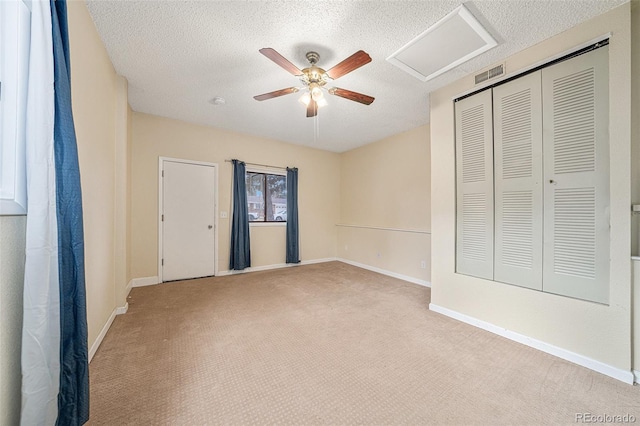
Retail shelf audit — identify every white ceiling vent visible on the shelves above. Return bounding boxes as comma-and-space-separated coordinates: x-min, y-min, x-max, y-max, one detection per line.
475, 63, 505, 85
387, 5, 498, 82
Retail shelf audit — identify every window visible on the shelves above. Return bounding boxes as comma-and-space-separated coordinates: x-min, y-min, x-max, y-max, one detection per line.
0, 0, 30, 215
455, 44, 609, 304
246, 172, 287, 222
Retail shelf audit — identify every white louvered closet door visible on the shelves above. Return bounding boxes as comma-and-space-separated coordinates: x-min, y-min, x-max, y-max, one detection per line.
542, 46, 609, 304
493, 72, 543, 290
455, 89, 494, 280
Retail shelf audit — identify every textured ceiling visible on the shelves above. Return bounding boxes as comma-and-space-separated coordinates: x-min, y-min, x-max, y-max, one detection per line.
86, 0, 626, 152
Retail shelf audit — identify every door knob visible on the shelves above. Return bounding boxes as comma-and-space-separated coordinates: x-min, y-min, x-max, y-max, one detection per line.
208, 225, 213, 229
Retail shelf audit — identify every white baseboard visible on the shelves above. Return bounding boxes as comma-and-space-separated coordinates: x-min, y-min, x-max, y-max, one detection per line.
89, 302, 129, 363
337, 258, 431, 288
131, 276, 159, 287
634, 370, 639, 384
217, 258, 431, 289
429, 303, 635, 385
89, 308, 116, 363
300, 257, 339, 266
217, 257, 338, 276
115, 302, 128, 315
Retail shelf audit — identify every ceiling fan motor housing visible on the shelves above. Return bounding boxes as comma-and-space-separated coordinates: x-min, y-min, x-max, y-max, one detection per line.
299, 52, 330, 87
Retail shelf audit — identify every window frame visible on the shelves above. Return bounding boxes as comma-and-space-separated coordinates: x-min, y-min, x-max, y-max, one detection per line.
0, 0, 30, 215
245, 167, 287, 225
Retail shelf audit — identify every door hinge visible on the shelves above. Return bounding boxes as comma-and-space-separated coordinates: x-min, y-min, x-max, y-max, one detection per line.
161, 214, 164, 221
162, 170, 164, 177
161, 259, 164, 266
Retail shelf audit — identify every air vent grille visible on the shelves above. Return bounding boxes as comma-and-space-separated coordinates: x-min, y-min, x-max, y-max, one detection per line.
475, 64, 505, 85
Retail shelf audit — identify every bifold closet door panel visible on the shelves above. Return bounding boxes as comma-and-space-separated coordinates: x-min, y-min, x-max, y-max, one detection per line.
455, 89, 494, 280
542, 46, 610, 304
493, 71, 543, 290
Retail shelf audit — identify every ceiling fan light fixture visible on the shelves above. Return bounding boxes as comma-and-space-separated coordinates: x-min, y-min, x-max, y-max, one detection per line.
299, 92, 311, 106
310, 84, 324, 101
316, 97, 328, 108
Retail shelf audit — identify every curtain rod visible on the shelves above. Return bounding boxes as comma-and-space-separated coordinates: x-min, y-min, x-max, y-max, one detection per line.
224, 159, 288, 171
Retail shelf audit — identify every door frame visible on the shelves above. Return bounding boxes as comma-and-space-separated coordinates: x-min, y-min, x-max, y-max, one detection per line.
158, 156, 219, 283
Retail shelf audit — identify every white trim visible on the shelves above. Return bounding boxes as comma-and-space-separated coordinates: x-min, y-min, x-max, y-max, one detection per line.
633, 370, 639, 384
89, 302, 129, 363
246, 165, 286, 176
453, 32, 611, 100
0, 0, 29, 215
336, 223, 431, 235
158, 157, 219, 283
217, 257, 338, 276
337, 258, 431, 288
125, 278, 133, 297
218, 258, 431, 288
429, 303, 635, 384
249, 221, 287, 228
131, 276, 159, 287
89, 308, 116, 363
115, 302, 128, 315
298, 258, 336, 265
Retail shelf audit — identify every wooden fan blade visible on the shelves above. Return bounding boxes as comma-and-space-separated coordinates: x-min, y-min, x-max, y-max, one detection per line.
329, 87, 375, 105
254, 87, 299, 101
259, 48, 302, 76
326, 50, 372, 80
306, 99, 318, 118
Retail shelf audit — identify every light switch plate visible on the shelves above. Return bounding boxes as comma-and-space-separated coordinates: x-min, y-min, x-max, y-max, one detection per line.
220, 211, 228, 218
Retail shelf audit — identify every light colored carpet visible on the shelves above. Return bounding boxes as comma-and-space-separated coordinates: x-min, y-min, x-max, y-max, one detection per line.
88, 262, 640, 425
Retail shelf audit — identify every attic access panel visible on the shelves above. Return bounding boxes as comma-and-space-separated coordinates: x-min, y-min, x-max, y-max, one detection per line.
387, 5, 497, 82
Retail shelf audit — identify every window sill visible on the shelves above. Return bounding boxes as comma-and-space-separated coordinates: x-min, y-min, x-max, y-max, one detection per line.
249, 222, 286, 227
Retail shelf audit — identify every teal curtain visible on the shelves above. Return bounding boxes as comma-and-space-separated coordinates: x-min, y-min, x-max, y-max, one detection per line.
286, 167, 300, 264
51, 1, 90, 424
230, 160, 251, 270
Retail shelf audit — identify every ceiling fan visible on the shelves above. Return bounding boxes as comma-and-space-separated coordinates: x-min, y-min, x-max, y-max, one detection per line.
254, 48, 375, 118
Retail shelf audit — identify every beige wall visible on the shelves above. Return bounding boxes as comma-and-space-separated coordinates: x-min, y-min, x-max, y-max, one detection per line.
430, 4, 632, 371
130, 113, 340, 279
632, 0, 639, 373
632, 0, 640, 257
68, 1, 129, 350
338, 125, 431, 283
127, 104, 134, 285
0, 216, 26, 425
114, 77, 130, 307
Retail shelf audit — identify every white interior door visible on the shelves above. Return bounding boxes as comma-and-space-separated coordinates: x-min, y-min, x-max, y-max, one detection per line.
162, 160, 216, 281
